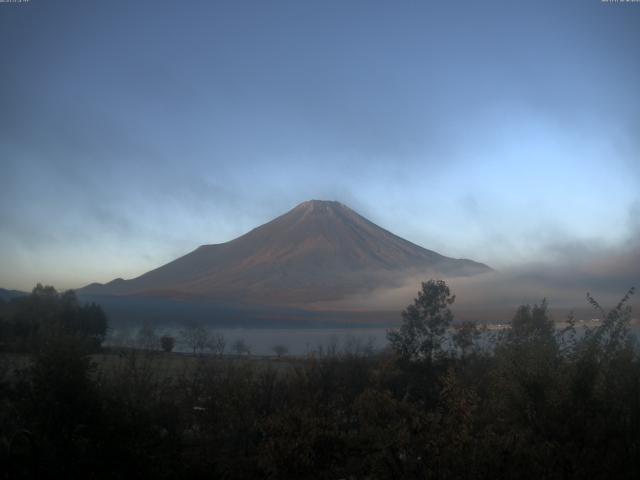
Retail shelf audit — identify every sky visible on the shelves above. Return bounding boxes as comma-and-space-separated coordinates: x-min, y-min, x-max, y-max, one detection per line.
1, 0, 639, 294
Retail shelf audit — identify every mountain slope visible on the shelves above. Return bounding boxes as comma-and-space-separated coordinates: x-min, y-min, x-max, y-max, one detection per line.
81, 200, 491, 304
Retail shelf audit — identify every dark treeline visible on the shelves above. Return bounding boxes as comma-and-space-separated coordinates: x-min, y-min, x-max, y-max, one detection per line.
1, 281, 639, 479
0, 284, 107, 352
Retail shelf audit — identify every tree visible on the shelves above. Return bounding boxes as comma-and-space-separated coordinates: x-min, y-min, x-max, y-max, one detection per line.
387, 279, 455, 362
582, 287, 635, 361
180, 323, 210, 356
452, 320, 480, 358
509, 299, 553, 342
79, 302, 108, 348
160, 335, 175, 353
4, 285, 108, 351
136, 323, 158, 350
24, 334, 100, 473
272, 344, 288, 359
232, 338, 250, 356
208, 332, 226, 357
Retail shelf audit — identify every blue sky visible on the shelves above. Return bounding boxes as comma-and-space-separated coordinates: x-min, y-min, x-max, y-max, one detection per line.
1, 0, 639, 291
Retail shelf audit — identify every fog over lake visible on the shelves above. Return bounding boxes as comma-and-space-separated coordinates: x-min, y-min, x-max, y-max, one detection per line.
108, 322, 640, 357
107, 327, 389, 356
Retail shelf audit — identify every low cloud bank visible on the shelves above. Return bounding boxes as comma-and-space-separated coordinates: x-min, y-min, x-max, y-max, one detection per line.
318, 238, 640, 323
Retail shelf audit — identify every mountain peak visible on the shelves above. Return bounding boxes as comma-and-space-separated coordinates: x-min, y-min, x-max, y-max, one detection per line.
294, 199, 348, 213
288, 200, 352, 222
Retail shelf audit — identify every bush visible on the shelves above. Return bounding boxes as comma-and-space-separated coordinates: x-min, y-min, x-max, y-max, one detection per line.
160, 335, 176, 353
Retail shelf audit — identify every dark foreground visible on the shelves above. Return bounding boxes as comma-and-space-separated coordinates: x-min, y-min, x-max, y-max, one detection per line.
1, 284, 639, 479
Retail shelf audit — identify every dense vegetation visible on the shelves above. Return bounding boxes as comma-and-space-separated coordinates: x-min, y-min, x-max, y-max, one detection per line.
0, 281, 638, 479
0, 284, 107, 352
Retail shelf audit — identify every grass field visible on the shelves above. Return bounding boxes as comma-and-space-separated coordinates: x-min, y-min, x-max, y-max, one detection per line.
1, 348, 305, 385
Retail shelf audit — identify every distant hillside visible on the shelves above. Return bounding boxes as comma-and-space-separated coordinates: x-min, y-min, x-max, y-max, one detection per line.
81, 200, 491, 307
0, 288, 27, 302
